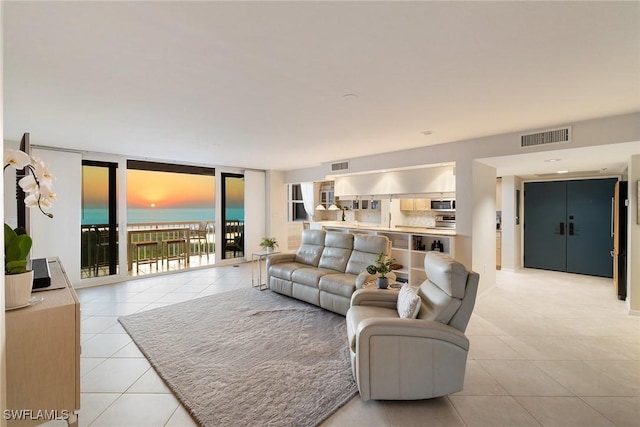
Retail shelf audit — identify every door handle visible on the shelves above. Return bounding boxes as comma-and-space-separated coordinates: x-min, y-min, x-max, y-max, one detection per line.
569, 222, 574, 236
559, 222, 565, 235
611, 197, 615, 237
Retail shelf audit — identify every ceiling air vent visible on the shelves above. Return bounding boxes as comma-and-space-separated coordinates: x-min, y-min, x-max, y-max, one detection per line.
331, 161, 349, 172
520, 127, 571, 148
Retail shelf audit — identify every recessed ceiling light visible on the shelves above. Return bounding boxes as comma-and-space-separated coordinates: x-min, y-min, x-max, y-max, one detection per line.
557, 170, 569, 174
342, 93, 358, 98
421, 131, 433, 136
545, 158, 561, 163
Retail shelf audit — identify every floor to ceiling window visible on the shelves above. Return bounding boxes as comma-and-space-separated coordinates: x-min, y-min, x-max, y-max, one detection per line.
126, 161, 215, 275
221, 173, 245, 259
81, 161, 118, 278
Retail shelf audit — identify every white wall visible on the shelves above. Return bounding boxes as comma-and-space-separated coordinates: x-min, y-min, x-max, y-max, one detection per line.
266, 171, 289, 251
30, 148, 82, 285
472, 161, 498, 294
501, 175, 523, 271
455, 158, 473, 270
628, 155, 640, 315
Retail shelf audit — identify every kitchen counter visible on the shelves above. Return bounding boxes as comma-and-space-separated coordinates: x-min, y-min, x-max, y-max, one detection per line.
313, 221, 456, 236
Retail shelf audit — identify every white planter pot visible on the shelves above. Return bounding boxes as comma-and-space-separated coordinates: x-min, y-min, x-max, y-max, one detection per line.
5, 270, 34, 309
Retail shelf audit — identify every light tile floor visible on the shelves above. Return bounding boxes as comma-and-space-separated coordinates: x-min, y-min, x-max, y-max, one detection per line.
44, 265, 639, 426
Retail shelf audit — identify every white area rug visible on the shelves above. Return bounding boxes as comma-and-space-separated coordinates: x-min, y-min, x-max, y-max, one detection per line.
119, 288, 357, 426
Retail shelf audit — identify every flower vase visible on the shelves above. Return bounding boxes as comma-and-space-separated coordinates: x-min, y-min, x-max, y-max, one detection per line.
376, 277, 389, 289
5, 270, 34, 309
266, 247, 274, 254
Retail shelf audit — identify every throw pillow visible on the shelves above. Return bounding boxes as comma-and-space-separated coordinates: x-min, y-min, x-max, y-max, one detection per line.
397, 284, 421, 319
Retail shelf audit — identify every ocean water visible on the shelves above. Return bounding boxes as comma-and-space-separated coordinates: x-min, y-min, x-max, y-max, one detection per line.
81, 207, 243, 225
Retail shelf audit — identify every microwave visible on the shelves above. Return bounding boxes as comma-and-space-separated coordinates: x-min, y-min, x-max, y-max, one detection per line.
431, 198, 455, 211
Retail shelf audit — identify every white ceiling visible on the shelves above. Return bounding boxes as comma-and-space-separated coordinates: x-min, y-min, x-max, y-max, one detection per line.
4, 1, 640, 173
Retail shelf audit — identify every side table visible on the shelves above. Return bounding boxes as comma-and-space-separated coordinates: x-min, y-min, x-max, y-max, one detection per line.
361, 281, 403, 291
252, 250, 280, 290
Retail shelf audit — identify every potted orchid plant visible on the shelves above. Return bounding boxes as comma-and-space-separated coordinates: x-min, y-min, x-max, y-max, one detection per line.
4, 148, 55, 309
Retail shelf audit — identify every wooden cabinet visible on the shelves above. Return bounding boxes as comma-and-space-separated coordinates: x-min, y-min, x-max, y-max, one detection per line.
400, 198, 430, 211
6, 258, 80, 426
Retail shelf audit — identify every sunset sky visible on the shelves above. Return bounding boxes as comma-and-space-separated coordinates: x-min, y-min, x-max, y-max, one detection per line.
82, 167, 218, 209
127, 170, 215, 208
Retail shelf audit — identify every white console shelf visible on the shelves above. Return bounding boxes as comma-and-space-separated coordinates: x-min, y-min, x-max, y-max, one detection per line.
317, 223, 456, 286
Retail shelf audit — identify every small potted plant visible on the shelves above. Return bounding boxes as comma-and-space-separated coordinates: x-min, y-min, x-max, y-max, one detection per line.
259, 237, 279, 253
366, 252, 396, 289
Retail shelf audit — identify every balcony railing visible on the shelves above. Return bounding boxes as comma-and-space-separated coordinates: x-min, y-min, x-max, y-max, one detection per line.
81, 220, 246, 278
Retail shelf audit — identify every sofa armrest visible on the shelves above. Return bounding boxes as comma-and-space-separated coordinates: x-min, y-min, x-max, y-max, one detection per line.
355, 271, 398, 288
350, 289, 399, 309
356, 317, 469, 350
266, 252, 296, 269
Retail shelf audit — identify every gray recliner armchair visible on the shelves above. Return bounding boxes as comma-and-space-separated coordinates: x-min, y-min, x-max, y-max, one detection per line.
346, 251, 479, 401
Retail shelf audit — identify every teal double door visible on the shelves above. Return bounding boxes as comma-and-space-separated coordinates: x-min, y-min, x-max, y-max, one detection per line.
524, 178, 616, 277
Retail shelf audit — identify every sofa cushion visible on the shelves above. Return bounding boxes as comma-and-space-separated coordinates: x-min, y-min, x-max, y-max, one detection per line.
397, 284, 421, 319
294, 229, 326, 267
324, 231, 354, 250
319, 273, 358, 297
318, 234, 353, 271
346, 305, 399, 351
417, 281, 462, 324
291, 267, 334, 287
424, 251, 468, 299
269, 262, 308, 281
345, 234, 390, 275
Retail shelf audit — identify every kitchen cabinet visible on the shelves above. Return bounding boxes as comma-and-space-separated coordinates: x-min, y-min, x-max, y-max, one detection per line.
340, 198, 380, 211
360, 199, 381, 210
400, 198, 430, 211
319, 188, 334, 209
334, 164, 455, 197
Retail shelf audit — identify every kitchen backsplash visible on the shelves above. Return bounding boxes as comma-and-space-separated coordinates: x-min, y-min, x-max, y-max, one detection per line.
401, 211, 438, 228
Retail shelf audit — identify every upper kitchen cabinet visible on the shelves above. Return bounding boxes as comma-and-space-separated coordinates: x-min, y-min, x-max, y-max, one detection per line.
400, 198, 430, 211
334, 164, 455, 197
336, 196, 381, 211
318, 181, 335, 209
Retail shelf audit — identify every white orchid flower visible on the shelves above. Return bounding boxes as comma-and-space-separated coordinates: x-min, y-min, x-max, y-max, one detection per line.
18, 175, 39, 193
24, 193, 41, 208
39, 183, 56, 203
4, 149, 31, 170
34, 159, 54, 183
5, 148, 56, 218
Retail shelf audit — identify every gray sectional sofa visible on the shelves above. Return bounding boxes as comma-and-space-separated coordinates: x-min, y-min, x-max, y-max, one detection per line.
266, 229, 392, 315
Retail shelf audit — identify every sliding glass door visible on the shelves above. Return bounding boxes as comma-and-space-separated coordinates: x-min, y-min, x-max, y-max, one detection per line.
81, 161, 118, 278
221, 173, 245, 259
